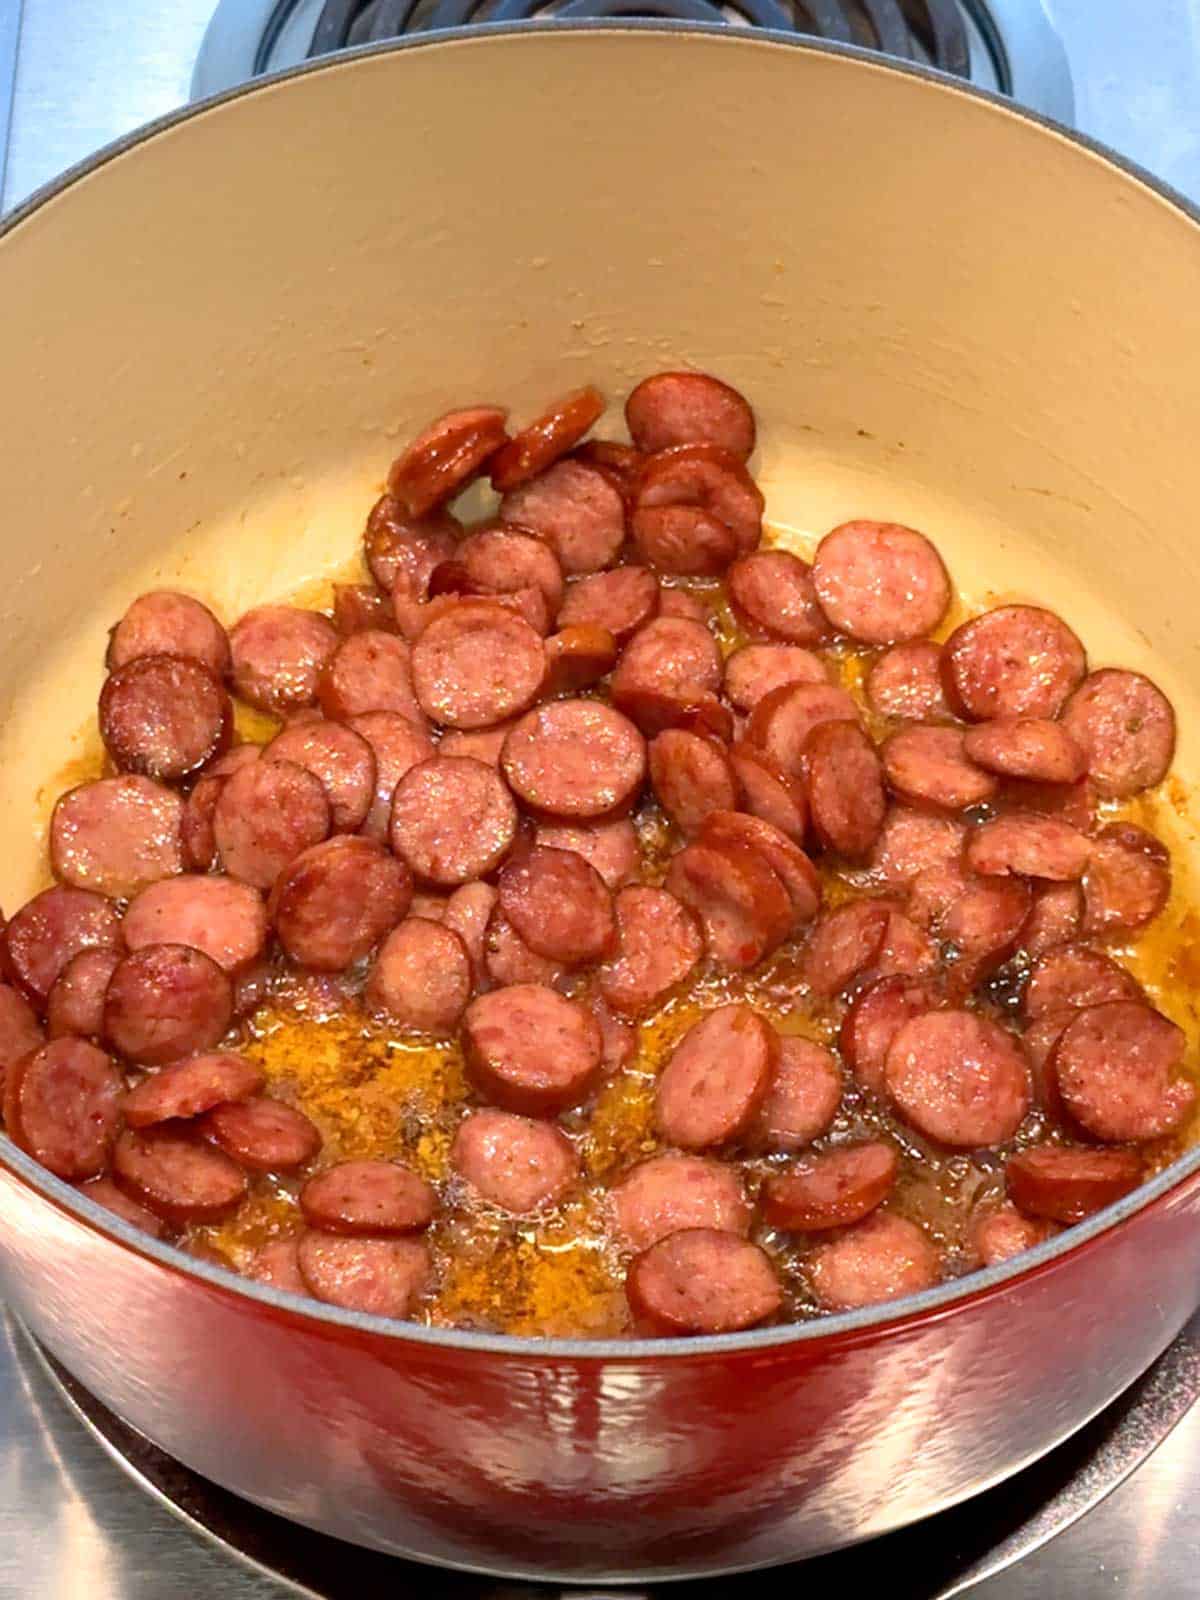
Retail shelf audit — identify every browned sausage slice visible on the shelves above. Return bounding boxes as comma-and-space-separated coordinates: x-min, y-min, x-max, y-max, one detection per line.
332, 583, 397, 636
965, 814, 1090, 881
803, 720, 888, 859
45, 950, 121, 1041
625, 371, 756, 459
316, 630, 424, 725
658, 589, 711, 624
633, 442, 763, 558
499, 459, 625, 575
410, 600, 546, 729
762, 1142, 899, 1231
543, 624, 619, 694
809, 1212, 939, 1310
755, 1037, 842, 1151
938, 875, 1031, 993
1023, 942, 1142, 1021
746, 681, 859, 779
972, 1203, 1057, 1267
387, 406, 509, 517
181, 746, 261, 871
884, 1010, 1031, 1146
728, 743, 809, 844
881, 725, 997, 812
451, 1108, 579, 1214
229, 605, 339, 715
698, 811, 821, 926
440, 881, 497, 992
570, 440, 647, 505
840, 975, 944, 1094
873, 907, 939, 983
868, 806, 967, 887
51, 776, 185, 899
1081, 822, 1171, 937
535, 818, 640, 891
267, 718, 377, 833
724, 644, 828, 712
664, 840, 793, 970
589, 994, 636, 1076
649, 730, 737, 836
597, 886, 702, 1017
124, 874, 268, 974
99, 655, 231, 783
4, 1039, 122, 1180
627, 1229, 780, 1335
213, 759, 331, 889
654, 1003, 777, 1149
0, 984, 45, 1090
123, 1051, 264, 1128
1059, 668, 1175, 797
802, 900, 891, 999
942, 605, 1086, 721
502, 700, 646, 819
389, 756, 517, 886
438, 718, 519, 768
865, 641, 953, 721
483, 909, 565, 990
631, 503, 739, 577
347, 710, 434, 841
76, 1175, 168, 1238
726, 550, 829, 645
812, 522, 950, 644
203, 1096, 322, 1171
366, 918, 472, 1034
610, 616, 723, 737
365, 497, 461, 597
300, 1159, 435, 1235
3, 886, 123, 1004
498, 847, 615, 967
247, 1238, 308, 1293
610, 1152, 750, 1251
1019, 881, 1083, 960
297, 1232, 430, 1318
103, 944, 233, 1066
462, 984, 601, 1115
270, 836, 412, 970
557, 567, 660, 644
1005, 1146, 1143, 1223
1052, 1000, 1194, 1141
108, 591, 231, 679
113, 1125, 247, 1225
962, 718, 1087, 784
489, 387, 605, 492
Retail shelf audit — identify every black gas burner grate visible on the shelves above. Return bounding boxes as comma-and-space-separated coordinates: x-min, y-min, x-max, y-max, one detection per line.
300, 0, 969, 75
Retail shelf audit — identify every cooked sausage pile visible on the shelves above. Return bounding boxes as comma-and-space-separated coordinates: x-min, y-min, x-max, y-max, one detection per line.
0, 370, 1193, 1336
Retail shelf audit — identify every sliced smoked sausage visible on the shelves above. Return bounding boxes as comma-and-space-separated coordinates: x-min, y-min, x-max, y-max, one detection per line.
462, 984, 601, 1116
840, 975, 944, 1095
809, 1212, 939, 1311
728, 743, 808, 844
746, 681, 859, 779
965, 814, 1090, 881
803, 720, 887, 859
632, 445, 762, 570
665, 839, 793, 970
317, 630, 424, 724
390, 756, 517, 885
812, 521, 950, 644
1081, 823, 1171, 938
866, 641, 953, 722
441, 881, 498, 992
802, 899, 892, 999
498, 846, 615, 966
411, 600, 545, 729
502, 700, 646, 819
108, 590, 231, 679
457, 525, 566, 617
610, 1152, 750, 1252
499, 459, 625, 575
365, 496, 460, 597
1005, 1146, 1143, 1223
348, 710, 434, 841
724, 644, 827, 713
229, 605, 339, 715
535, 817, 640, 891
267, 718, 377, 833
654, 1004, 777, 1149
1052, 1000, 1194, 1142
1023, 942, 1142, 1021
124, 874, 268, 974
332, 583, 396, 636
213, 759, 332, 890
387, 405, 509, 517
489, 386, 605, 493
483, 908, 566, 991
727, 550, 828, 645
884, 1010, 1031, 1147
4, 1039, 122, 1180
610, 616, 723, 737
543, 624, 619, 695
113, 1125, 247, 1225
597, 885, 702, 1017
270, 836, 412, 970
3, 885, 123, 1005
941, 605, 1086, 722
972, 1203, 1056, 1267
557, 566, 660, 645
868, 806, 966, 888
51, 776, 185, 899
452, 1109, 579, 1214
755, 1037, 842, 1151
181, 746, 261, 871
297, 1232, 430, 1319
698, 811, 821, 926
1020, 881, 1083, 959
103, 944, 233, 1066
122, 1051, 264, 1128
625, 371, 756, 459
300, 1159, 435, 1235
0, 984, 45, 1086
45, 950, 121, 1041
962, 718, 1087, 784
627, 1229, 781, 1335
203, 1096, 321, 1171
882, 725, 997, 812
366, 918, 472, 1034
649, 729, 737, 836
1060, 668, 1176, 797
99, 655, 231, 783
763, 1142, 899, 1232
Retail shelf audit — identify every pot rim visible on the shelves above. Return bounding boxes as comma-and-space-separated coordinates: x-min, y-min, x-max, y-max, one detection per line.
4, 21, 1200, 1360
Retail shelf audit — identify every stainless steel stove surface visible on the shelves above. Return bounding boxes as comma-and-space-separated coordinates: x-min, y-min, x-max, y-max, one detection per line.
4, 3, 1200, 1596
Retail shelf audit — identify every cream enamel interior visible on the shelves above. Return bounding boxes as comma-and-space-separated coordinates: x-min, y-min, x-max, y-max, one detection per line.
2, 26, 1200, 914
